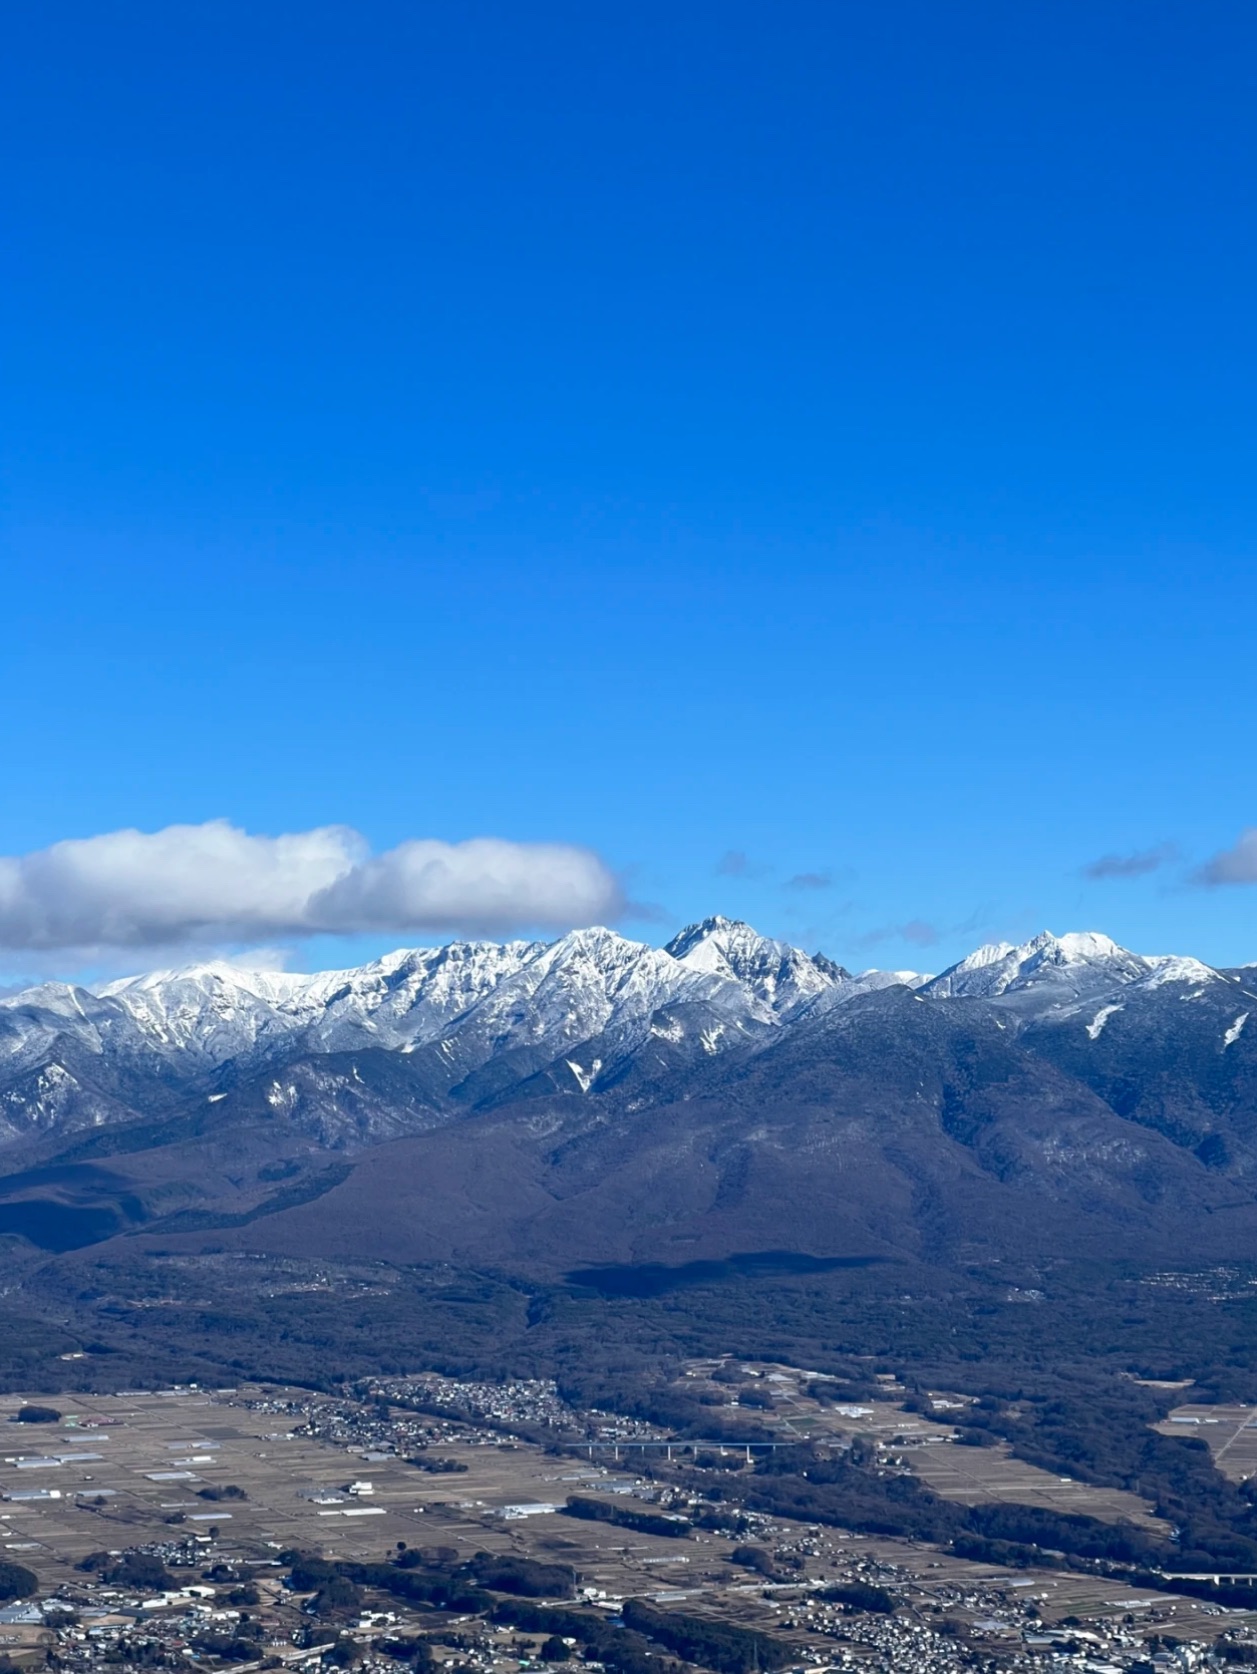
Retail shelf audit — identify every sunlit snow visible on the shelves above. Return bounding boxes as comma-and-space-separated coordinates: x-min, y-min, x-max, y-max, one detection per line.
1087, 1004, 1124, 1040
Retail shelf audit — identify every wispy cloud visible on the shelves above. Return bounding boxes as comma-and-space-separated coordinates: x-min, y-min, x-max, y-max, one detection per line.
1081, 842, 1178, 880
0, 820, 624, 953
622, 898, 672, 925
786, 871, 832, 891
1195, 828, 1257, 887
714, 850, 773, 881
852, 906, 989, 955
856, 918, 942, 951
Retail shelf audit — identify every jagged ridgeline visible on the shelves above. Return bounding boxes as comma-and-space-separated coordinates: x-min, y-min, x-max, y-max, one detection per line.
0, 919, 1254, 1267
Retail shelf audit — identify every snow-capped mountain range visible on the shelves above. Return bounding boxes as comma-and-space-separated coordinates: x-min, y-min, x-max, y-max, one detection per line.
0, 917, 1252, 1146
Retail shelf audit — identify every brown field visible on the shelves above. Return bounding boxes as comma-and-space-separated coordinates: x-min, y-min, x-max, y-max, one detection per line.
1154, 1404, 1257, 1483
905, 1438, 1168, 1532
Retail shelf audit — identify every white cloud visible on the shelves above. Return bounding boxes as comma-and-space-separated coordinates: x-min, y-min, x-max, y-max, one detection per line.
1196, 828, 1257, 887
309, 836, 622, 935
0, 820, 623, 951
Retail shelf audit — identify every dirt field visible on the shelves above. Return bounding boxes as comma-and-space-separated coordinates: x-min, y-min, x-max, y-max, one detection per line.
1154, 1403, 1257, 1483
905, 1437, 1168, 1531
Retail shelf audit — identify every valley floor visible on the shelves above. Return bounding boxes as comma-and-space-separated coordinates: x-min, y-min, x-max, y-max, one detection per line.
2, 1380, 1252, 1674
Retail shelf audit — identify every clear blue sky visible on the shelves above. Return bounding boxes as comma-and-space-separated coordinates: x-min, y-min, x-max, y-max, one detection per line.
4, 0, 1257, 977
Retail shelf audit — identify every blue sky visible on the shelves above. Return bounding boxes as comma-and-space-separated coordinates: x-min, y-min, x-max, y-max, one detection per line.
4, 0, 1257, 978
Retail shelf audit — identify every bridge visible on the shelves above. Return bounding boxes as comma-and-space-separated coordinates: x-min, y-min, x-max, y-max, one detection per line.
1160, 1572, 1257, 1587
579, 1438, 809, 1461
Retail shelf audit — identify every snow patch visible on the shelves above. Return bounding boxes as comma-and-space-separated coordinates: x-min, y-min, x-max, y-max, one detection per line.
1224, 1014, 1249, 1049
650, 1016, 686, 1044
1087, 1004, 1123, 1040
565, 1059, 601, 1092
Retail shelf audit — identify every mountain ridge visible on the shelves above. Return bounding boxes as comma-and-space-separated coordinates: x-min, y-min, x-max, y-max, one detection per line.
2, 918, 1256, 1273
1, 919, 1252, 1149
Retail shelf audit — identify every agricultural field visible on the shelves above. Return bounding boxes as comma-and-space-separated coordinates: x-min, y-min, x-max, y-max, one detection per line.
669, 1359, 1168, 1530
2, 1381, 1256, 1674
1154, 1402, 1257, 1484
0, 1388, 746, 1600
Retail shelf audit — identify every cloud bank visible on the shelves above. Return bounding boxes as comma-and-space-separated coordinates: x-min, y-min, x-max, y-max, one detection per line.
0, 821, 624, 951
1196, 828, 1257, 886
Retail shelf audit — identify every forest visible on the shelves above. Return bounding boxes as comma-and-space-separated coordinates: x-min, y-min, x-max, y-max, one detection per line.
279, 1548, 792, 1674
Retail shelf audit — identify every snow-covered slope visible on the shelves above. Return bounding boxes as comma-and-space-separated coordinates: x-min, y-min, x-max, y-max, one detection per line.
922, 930, 1222, 1015
665, 915, 849, 1017
98, 962, 333, 1068
96, 941, 548, 1065
397, 926, 766, 1103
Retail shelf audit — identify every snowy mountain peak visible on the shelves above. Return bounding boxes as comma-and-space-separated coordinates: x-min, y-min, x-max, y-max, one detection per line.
1032, 930, 1126, 963
926, 931, 1131, 995
923, 929, 1221, 1008
950, 941, 1017, 973
101, 959, 317, 1004
1139, 954, 1220, 990
665, 914, 745, 957
665, 916, 849, 1016
851, 969, 932, 993
544, 924, 646, 959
